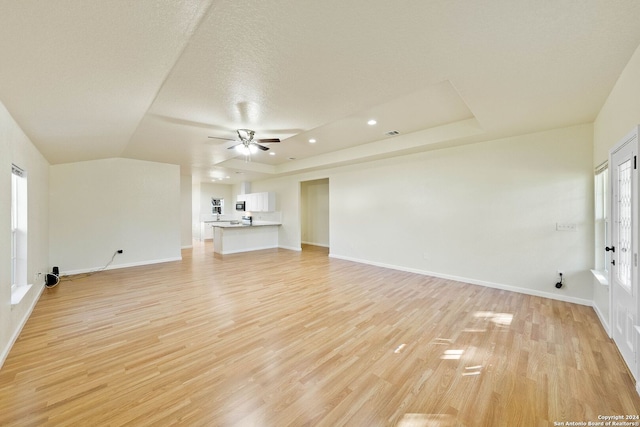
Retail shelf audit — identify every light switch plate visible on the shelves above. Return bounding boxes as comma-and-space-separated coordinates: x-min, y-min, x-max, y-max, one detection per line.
556, 223, 577, 231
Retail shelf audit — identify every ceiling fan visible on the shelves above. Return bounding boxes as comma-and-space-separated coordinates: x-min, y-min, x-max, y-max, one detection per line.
208, 129, 280, 157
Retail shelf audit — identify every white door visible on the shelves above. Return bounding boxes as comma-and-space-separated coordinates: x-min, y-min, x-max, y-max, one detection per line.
610, 130, 638, 380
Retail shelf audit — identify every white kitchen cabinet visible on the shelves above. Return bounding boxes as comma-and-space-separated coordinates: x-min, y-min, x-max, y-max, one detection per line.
238, 192, 276, 212
255, 192, 275, 212
253, 193, 265, 212
265, 192, 276, 211
248, 193, 260, 211
212, 223, 281, 254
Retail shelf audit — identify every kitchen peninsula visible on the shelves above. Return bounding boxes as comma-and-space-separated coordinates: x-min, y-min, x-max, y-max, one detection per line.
211, 222, 281, 255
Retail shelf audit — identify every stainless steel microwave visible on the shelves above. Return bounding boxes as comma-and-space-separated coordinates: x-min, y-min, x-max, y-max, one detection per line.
235, 201, 245, 211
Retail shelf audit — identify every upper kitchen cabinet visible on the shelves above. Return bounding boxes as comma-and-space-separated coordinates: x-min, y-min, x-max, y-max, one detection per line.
240, 192, 276, 212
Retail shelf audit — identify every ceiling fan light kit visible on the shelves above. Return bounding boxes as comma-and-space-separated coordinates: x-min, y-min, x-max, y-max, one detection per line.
208, 128, 281, 160
236, 144, 258, 155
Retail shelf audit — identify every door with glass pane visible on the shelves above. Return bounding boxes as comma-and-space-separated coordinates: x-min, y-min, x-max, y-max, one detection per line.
610, 129, 638, 380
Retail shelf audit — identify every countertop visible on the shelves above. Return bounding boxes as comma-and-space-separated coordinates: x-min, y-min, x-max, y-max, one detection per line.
209, 221, 281, 228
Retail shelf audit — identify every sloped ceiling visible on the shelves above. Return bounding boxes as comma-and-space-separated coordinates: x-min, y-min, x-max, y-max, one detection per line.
1, 1, 640, 183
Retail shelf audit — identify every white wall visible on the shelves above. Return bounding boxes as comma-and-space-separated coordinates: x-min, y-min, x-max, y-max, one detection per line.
198, 182, 233, 219
594, 44, 640, 166
180, 175, 193, 248
0, 100, 49, 367
192, 181, 201, 240
301, 179, 329, 247
49, 158, 181, 274
592, 43, 640, 330
253, 124, 594, 304
192, 182, 234, 240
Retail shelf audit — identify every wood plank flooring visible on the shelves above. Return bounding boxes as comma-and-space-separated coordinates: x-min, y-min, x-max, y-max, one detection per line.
1, 242, 639, 426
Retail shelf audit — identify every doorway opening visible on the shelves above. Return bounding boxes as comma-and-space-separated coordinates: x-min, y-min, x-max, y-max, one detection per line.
300, 178, 329, 253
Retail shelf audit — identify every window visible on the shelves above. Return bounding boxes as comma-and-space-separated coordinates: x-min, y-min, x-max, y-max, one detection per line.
11, 164, 28, 298
211, 198, 223, 215
593, 162, 609, 283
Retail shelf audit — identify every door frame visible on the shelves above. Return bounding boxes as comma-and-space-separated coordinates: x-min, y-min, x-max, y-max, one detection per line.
608, 125, 640, 384
299, 178, 330, 251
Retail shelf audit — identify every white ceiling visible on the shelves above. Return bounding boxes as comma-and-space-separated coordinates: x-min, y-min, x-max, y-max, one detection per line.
2, 1, 640, 183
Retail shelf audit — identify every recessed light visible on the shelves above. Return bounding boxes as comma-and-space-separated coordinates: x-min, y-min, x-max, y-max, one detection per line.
309, 138, 316, 143
367, 119, 377, 125
269, 152, 275, 156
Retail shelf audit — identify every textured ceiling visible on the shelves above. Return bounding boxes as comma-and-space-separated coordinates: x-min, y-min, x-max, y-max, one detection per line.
1, 0, 640, 183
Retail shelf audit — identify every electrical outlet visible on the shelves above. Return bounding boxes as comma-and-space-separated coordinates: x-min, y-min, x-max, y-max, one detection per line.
555, 270, 564, 289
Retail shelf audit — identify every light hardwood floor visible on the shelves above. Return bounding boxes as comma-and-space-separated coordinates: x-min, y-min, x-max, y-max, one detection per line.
1, 242, 639, 426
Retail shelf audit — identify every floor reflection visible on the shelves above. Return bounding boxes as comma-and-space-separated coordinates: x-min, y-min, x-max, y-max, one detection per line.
397, 413, 455, 427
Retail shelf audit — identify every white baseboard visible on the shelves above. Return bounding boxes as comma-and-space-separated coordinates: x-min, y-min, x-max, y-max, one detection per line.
0, 284, 45, 370
181, 245, 193, 250
278, 245, 302, 252
61, 256, 183, 276
329, 254, 593, 307
592, 301, 611, 337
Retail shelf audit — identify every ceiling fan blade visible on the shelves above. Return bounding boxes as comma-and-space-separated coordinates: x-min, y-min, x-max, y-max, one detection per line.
254, 143, 270, 151
208, 136, 237, 142
256, 138, 280, 143
227, 143, 242, 150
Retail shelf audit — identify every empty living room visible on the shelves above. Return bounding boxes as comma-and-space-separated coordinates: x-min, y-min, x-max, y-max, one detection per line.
2, 1, 640, 426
